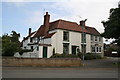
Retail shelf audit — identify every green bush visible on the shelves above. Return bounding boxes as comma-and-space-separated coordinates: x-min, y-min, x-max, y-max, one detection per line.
50, 53, 79, 58
78, 53, 102, 60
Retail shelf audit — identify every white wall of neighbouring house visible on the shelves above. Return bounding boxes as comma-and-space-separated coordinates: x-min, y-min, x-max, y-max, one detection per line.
22, 39, 31, 49
44, 38, 51, 44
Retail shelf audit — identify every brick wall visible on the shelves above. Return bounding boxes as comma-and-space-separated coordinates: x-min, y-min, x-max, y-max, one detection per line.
2, 57, 82, 67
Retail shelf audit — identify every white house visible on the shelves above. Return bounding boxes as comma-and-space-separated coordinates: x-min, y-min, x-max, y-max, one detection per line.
17, 12, 104, 58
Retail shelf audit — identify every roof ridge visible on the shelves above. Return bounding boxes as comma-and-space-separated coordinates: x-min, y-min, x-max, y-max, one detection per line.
60, 19, 78, 25
58, 19, 61, 28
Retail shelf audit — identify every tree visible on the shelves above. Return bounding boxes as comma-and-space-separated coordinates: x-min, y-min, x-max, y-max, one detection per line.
101, 2, 120, 46
2, 31, 21, 56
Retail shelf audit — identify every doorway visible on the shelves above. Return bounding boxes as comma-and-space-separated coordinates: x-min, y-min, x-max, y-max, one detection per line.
43, 47, 47, 58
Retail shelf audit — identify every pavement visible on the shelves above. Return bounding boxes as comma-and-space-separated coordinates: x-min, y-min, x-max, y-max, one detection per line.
1, 57, 120, 78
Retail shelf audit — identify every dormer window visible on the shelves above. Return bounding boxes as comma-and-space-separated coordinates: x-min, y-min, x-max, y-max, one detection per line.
63, 31, 69, 41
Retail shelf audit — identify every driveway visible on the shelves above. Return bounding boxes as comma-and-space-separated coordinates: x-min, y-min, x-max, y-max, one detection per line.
2, 57, 119, 78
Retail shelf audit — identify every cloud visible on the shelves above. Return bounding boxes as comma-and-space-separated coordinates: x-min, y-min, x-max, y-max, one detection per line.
24, 10, 43, 28
51, 0, 119, 33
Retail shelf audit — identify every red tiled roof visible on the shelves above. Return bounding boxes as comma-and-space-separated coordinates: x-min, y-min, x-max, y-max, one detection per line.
44, 32, 56, 39
33, 25, 45, 37
23, 31, 36, 41
85, 26, 100, 36
30, 19, 101, 38
49, 19, 90, 33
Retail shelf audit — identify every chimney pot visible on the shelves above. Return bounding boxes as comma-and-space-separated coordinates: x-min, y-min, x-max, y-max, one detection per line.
29, 28, 31, 35
80, 21, 85, 27
46, 12, 48, 15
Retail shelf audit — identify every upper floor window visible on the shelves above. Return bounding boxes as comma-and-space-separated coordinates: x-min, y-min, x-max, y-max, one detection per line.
63, 31, 69, 41
95, 36, 97, 41
81, 33, 86, 43
91, 35, 94, 41
31, 46, 33, 50
99, 37, 101, 42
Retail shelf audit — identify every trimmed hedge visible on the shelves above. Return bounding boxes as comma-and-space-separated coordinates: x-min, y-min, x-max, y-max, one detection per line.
50, 53, 79, 58
50, 53, 102, 60
78, 53, 102, 60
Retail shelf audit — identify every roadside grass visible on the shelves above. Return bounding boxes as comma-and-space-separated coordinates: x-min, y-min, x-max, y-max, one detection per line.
113, 62, 120, 67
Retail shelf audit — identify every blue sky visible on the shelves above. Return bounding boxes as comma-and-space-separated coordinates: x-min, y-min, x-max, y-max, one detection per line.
1, 0, 119, 43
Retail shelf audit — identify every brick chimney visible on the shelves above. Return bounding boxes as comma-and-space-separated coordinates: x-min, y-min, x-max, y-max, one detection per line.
44, 12, 50, 36
80, 20, 85, 27
29, 28, 31, 35
80, 19, 87, 27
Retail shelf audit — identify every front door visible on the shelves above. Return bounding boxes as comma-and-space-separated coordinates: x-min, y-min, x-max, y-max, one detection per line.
72, 46, 77, 55
43, 47, 47, 58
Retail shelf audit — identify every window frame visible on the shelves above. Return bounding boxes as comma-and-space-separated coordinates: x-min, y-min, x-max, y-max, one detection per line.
63, 31, 69, 42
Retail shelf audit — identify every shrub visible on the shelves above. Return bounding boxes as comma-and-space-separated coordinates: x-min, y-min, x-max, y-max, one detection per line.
50, 53, 79, 58
78, 53, 102, 60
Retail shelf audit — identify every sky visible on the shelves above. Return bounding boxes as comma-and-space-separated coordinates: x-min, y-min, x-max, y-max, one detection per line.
1, 0, 119, 43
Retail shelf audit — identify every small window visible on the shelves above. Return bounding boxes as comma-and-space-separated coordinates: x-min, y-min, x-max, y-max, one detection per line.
96, 47, 99, 52
63, 31, 69, 41
30, 38, 32, 42
31, 46, 33, 50
37, 46, 39, 51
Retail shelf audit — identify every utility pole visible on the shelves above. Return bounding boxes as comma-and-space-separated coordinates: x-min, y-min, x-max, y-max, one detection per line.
81, 19, 87, 61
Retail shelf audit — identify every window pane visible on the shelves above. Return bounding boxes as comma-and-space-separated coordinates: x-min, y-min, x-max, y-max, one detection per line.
95, 36, 97, 41
63, 31, 69, 41
63, 43, 69, 54
37, 46, 39, 51
99, 47, 101, 52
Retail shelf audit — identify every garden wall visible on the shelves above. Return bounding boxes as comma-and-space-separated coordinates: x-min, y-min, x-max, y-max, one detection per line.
2, 57, 82, 67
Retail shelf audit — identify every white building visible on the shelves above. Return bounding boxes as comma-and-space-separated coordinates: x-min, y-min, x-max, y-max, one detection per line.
19, 12, 104, 58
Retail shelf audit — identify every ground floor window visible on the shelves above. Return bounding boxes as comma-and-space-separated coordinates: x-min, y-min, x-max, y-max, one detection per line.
63, 43, 69, 54
91, 45, 102, 53
91, 46, 95, 52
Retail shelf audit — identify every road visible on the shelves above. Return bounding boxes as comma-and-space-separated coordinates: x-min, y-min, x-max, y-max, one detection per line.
2, 57, 119, 78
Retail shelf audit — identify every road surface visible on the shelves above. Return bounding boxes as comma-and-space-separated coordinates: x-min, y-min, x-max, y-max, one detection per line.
2, 57, 119, 78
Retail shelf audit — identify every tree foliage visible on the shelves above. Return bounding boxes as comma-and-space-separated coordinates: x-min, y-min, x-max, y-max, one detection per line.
101, 3, 120, 46
2, 31, 21, 56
